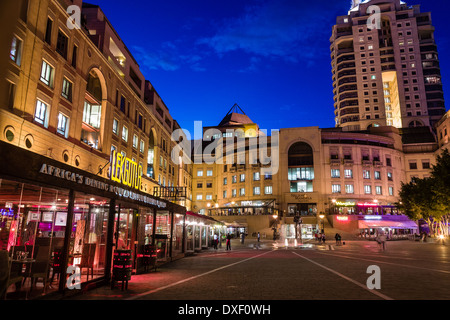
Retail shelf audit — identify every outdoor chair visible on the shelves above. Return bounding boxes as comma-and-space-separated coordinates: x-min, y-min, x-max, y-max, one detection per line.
0, 250, 24, 300
79, 243, 96, 281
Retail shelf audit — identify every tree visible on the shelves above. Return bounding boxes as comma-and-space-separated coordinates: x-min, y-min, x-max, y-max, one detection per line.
398, 149, 450, 237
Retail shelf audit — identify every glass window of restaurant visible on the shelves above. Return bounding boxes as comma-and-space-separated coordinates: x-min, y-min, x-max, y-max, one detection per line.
70, 192, 109, 283
0, 180, 70, 297
155, 210, 170, 261
171, 213, 184, 257
135, 207, 154, 274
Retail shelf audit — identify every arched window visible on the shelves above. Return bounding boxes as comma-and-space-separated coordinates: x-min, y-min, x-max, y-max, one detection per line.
81, 69, 106, 150
288, 142, 314, 194
408, 120, 423, 128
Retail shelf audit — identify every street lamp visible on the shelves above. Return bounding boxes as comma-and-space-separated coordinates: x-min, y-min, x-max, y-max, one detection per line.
272, 215, 279, 240
319, 213, 325, 234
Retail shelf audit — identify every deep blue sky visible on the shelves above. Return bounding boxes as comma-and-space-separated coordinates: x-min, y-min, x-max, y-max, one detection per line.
89, 0, 450, 136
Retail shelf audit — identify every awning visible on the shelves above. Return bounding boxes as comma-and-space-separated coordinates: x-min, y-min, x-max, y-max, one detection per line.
358, 220, 418, 229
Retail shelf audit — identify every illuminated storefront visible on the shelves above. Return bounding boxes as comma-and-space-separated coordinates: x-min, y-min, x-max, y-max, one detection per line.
0, 141, 185, 298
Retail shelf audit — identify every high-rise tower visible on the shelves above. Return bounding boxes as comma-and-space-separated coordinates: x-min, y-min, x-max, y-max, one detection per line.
330, 0, 446, 131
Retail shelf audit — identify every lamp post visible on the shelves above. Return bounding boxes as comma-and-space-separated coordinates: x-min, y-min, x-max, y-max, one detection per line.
272, 215, 278, 241
319, 213, 325, 234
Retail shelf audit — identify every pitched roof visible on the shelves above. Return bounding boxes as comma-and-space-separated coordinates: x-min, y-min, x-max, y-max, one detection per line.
218, 104, 255, 127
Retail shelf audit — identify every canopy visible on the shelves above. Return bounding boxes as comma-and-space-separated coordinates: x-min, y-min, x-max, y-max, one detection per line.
358, 220, 418, 229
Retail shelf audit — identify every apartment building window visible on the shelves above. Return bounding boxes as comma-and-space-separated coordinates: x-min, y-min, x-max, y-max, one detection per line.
389, 186, 394, 196
331, 169, 340, 178
61, 78, 73, 101
232, 175, 237, 183
332, 184, 341, 194
232, 189, 237, 197
386, 157, 392, 167
72, 45, 78, 68
122, 126, 128, 142
363, 170, 371, 179
422, 161, 430, 169
140, 140, 145, 153
206, 183, 212, 188
374, 171, 381, 180
376, 186, 383, 195
345, 184, 354, 194
138, 114, 143, 129
133, 134, 138, 149
196, 194, 203, 201
197, 170, 203, 177
45, 18, 53, 44
387, 172, 393, 181
207, 170, 213, 177
56, 30, 69, 59
253, 172, 260, 181
409, 162, 417, 170
112, 119, 119, 135
364, 185, 372, 194
223, 177, 227, 185
56, 112, 69, 137
223, 190, 227, 198
10, 36, 22, 66
40, 60, 54, 87
120, 96, 126, 113
240, 174, 245, 182
197, 183, 203, 188
253, 187, 261, 195
34, 100, 48, 127
265, 174, 273, 180
206, 194, 213, 201
264, 186, 273, 195
344, 169, 353, 179
240, 188, 245, 196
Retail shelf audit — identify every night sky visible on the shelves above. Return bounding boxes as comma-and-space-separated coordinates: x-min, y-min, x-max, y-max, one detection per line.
89, 0, 450, 137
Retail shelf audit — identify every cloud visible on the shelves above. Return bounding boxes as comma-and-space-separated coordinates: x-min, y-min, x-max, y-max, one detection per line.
132, 43, 207, 72
198, 0, 342, 64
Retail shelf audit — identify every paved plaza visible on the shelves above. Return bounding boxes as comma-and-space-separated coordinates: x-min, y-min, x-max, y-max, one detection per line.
56, 238, 450, 301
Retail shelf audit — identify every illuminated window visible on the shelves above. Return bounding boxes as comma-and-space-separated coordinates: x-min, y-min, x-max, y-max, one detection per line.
332, 184, 341, 193
40, 60, 54, 87
140, 140, 145, 153
253, 187, 260, 195
364, 185, 372, 194
34, 100, 48, 126
197, 170, 203, 177
57, 112, 69, 137
345, 184, 354, 194
10, 36, 22, 65
122, 126, 128, 142
112, 119, 119, 135
133, 134, 138, 148
265, 186, 273, 195
61, 78, 72, 101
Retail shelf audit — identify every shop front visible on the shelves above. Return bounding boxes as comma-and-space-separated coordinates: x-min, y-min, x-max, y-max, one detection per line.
331, 199, 401, 216
216, 200, 277, 216
331, 214, 418, 240
184, 212, 221, 253
0, 141, 185, 299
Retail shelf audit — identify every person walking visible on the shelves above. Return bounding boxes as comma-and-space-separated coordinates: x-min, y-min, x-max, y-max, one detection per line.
379, 233, 387, 251
241, 232, 245, 244
321, 233, 326, 244
257, 232, 260, 242
226, 233, 232, 251
335, 233, 339, 245
213, 234, 218, 250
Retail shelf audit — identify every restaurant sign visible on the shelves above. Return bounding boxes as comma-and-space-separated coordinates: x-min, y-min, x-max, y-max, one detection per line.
110, 150, 142, 190
335, 201, 356, 207
39, 163, 166, 208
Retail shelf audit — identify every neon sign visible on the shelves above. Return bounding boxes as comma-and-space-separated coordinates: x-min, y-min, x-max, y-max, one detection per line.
335, 201, 356, 207
336, 216, 349, 221
110, 150, 142, 190
357, 202, 379, 207
364, 216, 382, 220
0, 209, 14, 218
